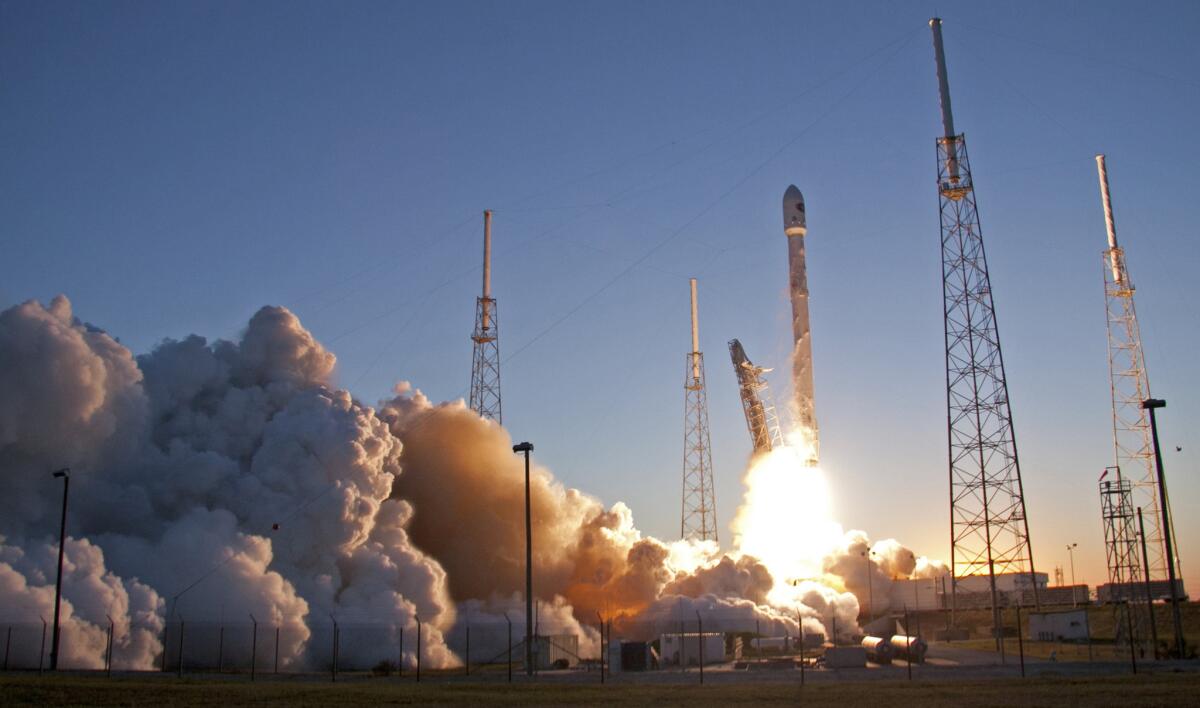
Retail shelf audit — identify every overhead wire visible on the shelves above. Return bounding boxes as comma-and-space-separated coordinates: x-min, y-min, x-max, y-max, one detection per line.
168, 24, 927, 603
500, 27, 924, 368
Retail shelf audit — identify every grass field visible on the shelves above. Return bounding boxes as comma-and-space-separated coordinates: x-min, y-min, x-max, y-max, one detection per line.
3, 672, 1200, 707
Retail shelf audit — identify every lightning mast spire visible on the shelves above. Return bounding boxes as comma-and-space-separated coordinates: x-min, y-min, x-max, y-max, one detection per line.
929, 18, 1039, 628
682, 278, 718, 542
469, 210, 502, 423
1096, 154, 1169, 582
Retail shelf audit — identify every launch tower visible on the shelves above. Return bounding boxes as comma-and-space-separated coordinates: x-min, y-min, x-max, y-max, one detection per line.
928, 18, 1039, 623
1095, 155, 1170, 582
469, 210, 502, 423
682, 278, 718, 542
729, 339, 785, 455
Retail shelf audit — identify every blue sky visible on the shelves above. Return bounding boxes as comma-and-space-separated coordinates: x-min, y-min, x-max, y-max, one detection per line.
2, 0, 1197, 591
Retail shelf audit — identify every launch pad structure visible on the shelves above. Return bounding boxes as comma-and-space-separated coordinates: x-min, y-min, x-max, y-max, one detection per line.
1095, 155, 1173, 584
470, 211, 502, 423
729, 339, 784, 456
682, 279, 718, 543
929, 19, 1039, 629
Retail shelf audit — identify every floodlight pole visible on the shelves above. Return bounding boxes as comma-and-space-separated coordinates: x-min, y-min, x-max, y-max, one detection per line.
1066, 543, 1078, 607
50, 468, 70, 671
1141, 398, 1184, 658
513, 441, 535, 676
1137, 508, 1160, 657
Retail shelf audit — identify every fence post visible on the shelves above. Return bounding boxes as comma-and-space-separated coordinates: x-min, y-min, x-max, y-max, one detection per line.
249, 614, 257, 682
274, 625, 280, 674
105, 615, 114, 677
329, 614, 338, 683
904, 605, 912, 681
695, 611, 703, 685
797, 608, 805, 686
160, 622, 167, 673
595, 612, 604, 683
504, 613, 511, 683
217, 624, 224, 674
1126, 602, 1138, 675
1015, 604, 1025, 677
177, 620, 185, 678
416, 614, 422, 683
398, 626, 404, 678
39, 617, 47, 675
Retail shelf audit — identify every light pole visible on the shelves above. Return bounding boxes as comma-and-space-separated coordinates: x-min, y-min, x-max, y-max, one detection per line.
1141, 398, 1184, 658
513, 441, 534, 676
1137, 508, 1161, 658
50, 468, 70, 671
1066, 543, 1078, 607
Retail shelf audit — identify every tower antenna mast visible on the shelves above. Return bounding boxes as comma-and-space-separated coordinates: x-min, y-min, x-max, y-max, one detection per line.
682, 278, 718, 542
1096, 155, 1170, 582
929, 19, 1039, 638
469, 210, 502, 422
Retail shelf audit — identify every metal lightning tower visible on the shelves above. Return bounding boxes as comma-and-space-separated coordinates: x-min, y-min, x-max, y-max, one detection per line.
469, 210, 502, 423
682, 278, 718, 542
1095, 154, 1169, 581
728, 339, 784, 455
929, 18, 1038, 619
1099, 468, 1148, 647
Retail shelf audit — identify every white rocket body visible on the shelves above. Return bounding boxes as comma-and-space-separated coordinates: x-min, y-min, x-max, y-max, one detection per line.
784, 185, 818, 465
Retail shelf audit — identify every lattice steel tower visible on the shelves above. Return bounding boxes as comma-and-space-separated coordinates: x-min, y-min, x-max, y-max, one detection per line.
728, 339, 784, 455
1099, 468, 1149, 647
682, 278, 718, 542
929, 19, 1038, 619
1095, 155, 1169, 581
469, 210, 502, 423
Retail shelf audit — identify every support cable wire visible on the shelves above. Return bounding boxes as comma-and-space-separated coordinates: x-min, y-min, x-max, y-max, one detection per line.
502, 30, 921, 367
165, 26, 924, 606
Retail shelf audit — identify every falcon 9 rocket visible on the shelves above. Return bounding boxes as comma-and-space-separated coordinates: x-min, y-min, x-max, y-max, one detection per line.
784, 185, 819, 466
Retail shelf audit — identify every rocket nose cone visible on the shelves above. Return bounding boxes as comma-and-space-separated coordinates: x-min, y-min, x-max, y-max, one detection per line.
783, 185, 806, 233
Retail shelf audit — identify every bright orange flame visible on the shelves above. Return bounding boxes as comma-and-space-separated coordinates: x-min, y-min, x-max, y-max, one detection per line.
731, 434, 844, 605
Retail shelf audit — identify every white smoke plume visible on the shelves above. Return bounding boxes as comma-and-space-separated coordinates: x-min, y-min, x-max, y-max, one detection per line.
0, 297, 454, 670
0, 295, 945, 672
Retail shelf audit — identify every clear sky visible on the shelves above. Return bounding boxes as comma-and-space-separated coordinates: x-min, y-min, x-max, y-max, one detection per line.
2, 1, 1197, 593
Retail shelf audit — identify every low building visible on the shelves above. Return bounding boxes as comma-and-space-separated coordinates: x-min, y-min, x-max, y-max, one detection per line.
531, 634, 579, 669
660, 632, 725, 666
1028, 609, 1089, 641
1037, 585, 1090, 606
1097, 579, 1187, 603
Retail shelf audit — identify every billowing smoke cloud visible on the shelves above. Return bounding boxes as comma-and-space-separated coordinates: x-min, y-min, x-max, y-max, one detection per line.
0, 295, 945, 671
822, 530, 948, 618
380, 387, 863, 640
0, 298, 454, 670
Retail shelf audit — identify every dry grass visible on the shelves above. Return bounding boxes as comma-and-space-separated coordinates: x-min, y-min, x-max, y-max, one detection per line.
3, 672, 1199, 707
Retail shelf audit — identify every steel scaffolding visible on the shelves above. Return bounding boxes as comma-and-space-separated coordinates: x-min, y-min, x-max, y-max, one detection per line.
728, 339, 784, 455
682, 280, 717, 542
1099, 470, 1149, 648
1097, 156, 1167, 581
469, 211, 502, 423
929, 20, 1038, 625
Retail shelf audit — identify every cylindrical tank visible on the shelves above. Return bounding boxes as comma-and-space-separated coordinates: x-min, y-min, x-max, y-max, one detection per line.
889, 635, 927, 664
861, 636, 893, 664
